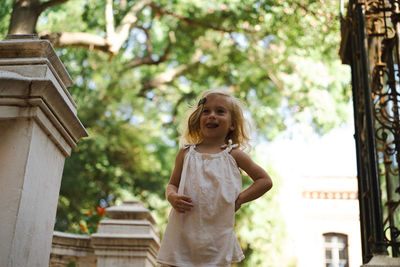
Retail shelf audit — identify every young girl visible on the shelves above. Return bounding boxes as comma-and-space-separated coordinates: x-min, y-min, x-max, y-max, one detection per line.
157, 89, 273, 267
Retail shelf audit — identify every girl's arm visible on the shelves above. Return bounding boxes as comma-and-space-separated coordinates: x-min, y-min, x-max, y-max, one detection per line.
166, 148, 194, 213
231, 149, 273, 211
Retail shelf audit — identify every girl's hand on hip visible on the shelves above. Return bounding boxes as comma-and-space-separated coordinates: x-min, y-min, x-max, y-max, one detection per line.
168, 193, 194, 213
235, 195, 243, 212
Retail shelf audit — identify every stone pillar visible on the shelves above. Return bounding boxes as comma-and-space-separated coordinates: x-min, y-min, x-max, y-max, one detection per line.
50, 231, 96, 267
91, 200, 160, 267
0, 34, 87, 267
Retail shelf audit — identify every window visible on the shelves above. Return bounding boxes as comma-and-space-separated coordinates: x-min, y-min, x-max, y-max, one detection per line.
324, 233, 349, 267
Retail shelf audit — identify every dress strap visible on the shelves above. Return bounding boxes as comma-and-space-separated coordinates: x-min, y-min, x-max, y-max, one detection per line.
221, 139, 238, 153
183, 143, 196, 151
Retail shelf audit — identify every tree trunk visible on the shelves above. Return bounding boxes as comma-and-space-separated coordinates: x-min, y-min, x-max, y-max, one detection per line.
8, 0, 41, 34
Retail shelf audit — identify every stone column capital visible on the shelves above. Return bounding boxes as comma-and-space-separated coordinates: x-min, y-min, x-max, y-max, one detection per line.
0, 34, 88, 155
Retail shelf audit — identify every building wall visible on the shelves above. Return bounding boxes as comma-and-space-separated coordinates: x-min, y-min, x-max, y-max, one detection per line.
281, 176, 362, 267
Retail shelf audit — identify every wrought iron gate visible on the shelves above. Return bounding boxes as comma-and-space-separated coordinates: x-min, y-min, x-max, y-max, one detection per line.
340, 0, 400, 263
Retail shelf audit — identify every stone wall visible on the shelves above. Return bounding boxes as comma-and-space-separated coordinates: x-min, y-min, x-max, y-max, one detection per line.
49, 200, 160, 267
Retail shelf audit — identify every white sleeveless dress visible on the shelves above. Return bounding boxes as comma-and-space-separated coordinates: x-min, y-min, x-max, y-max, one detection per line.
157, 142, 245, 267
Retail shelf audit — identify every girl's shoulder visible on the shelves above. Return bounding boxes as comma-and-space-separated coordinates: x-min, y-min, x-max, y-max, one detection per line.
229, 147, 251, 167
229, 147, 247, 157
176, 144, 193, 159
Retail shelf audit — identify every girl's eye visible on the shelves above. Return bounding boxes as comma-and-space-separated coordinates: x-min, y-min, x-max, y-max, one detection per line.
203, 109, 210, 114
217, 109, 225, 114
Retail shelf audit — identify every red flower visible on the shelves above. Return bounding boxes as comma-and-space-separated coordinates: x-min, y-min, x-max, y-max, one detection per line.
80, 224, 88, 233
96, 206, 107, 216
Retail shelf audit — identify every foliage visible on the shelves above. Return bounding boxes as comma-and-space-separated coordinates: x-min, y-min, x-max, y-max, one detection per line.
79, 207, 107, 234
0, 1, 13, 36
3, 0, 350, 265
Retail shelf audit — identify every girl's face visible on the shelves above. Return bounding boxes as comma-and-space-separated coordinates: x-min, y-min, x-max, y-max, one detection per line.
199, 94, 235, 142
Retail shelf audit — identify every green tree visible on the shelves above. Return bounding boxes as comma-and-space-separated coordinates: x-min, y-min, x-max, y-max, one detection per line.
2, 0, 350, 265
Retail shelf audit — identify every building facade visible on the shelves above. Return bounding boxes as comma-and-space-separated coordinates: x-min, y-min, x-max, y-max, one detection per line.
282, 176, 362, 267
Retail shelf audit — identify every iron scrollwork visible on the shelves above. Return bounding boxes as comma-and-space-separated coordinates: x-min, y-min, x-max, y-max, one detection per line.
369, 0, 400, 258
340, 0, 400, 262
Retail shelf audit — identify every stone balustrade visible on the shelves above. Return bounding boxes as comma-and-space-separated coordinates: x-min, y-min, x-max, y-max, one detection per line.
0, 34, 160, 267
50, 231, 95, 267
49, 200, 160, 267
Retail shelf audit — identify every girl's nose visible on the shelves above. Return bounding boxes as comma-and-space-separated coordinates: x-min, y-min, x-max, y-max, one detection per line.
208, 111, 216, 118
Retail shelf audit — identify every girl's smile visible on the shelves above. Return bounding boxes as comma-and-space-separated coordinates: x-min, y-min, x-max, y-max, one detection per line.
205, 122, 218, 128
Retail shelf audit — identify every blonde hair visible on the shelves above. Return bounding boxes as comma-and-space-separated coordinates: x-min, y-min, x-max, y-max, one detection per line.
181, 89, 251, 150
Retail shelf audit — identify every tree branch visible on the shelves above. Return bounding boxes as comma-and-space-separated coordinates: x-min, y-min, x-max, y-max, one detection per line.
296, 2, 317, 17
137, 25, 153, 55
123, 30, 174, 70
108, 0, 152, 54
149, 3, 236, 33
105, 0, 115, 40
140, 48, 203, 93
39, 0, 69, 13
39, 32, 110, 52
39, 0, 151, 55
39, 1, 243, 61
